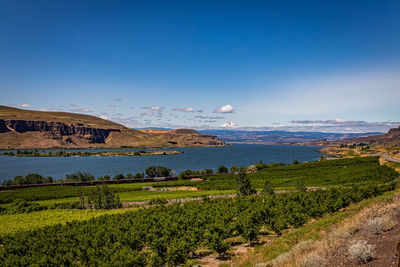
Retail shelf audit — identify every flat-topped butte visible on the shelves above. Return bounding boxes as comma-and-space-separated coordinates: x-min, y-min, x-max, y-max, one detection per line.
0, 105, 225, 149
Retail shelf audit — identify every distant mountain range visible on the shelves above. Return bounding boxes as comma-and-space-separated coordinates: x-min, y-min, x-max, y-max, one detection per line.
304, 125, 400, 147
197, 130, 384, 144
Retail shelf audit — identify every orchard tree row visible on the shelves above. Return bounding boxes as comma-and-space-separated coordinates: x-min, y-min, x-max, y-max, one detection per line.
0, 181, 396, 266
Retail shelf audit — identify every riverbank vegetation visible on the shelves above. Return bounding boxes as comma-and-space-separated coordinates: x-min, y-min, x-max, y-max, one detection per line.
0, 149, 182, 157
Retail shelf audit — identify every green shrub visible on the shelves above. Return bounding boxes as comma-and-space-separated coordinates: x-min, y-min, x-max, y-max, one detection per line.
85, 185, 122, 209
145, 166, 171, 177
217, 165, 228, 174
148, 198, 168, 205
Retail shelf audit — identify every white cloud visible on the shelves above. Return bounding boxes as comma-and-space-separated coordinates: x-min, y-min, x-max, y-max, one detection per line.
195, 115, 225, 120
109, 104, 116, 107
69, 108, 92, 113
214, 104, 235, 113
291, 119, 367, 125
220, 121, 237, 128
39, 108, 48, 111
17, 104, 31, 108
142, 106, 165, 111
100, 115, 109, 120
173, 107, 194, 112
140, 111, 154, 116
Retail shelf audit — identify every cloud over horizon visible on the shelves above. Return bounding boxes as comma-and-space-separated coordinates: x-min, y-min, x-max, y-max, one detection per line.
16, 104, 31, 108
142, 106, 165, 111
69, 108, 92, 113
173, 107, 194, 112
195, 115, 225, 120
220, 121, 237, 128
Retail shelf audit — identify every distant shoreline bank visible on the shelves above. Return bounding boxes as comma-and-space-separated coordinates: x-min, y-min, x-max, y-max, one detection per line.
0, 150, 183, 158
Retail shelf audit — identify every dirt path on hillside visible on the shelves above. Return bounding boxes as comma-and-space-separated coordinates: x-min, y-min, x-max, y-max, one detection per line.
381, 153, 400, 164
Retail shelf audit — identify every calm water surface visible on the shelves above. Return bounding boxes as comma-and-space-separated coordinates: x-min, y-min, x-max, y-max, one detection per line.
0, 144, 322, 182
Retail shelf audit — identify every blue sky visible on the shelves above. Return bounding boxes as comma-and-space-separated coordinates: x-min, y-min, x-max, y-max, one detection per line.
1, 0, 399, 132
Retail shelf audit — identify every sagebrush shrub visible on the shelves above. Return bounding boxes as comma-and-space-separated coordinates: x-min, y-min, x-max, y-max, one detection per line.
348, 240, 375, 264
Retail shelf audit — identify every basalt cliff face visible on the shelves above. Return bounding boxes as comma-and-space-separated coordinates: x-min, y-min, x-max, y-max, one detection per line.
0, 120, 119, 144
0, 106, 225, 149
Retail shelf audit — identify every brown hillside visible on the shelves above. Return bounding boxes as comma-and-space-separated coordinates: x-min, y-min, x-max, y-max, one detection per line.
0, 105, 225, 149
305, 125, 400, 147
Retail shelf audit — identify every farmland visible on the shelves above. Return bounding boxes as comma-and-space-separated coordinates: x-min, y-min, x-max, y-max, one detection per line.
0, 156, 398, 266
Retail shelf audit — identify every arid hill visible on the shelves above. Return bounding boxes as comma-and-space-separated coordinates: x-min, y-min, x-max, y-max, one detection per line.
0, 105, 225, 149
304, 125, 400, 147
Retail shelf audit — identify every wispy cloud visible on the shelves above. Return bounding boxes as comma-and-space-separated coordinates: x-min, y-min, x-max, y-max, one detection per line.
195, 115, 225, 120
109, 104, 117, 107
220, 121, 237, 127
69, 108, 92, 113
140, 111, 154, 116
142, 106, 165, 111
173, 107, 194, 112
17, 104, 31, 108
214, 104, 235, 113
112, 98, 122, 101
70, 104, 78, 107
246, 68, 400, 119
291, 119, 367, 125
287, 119, 400, 133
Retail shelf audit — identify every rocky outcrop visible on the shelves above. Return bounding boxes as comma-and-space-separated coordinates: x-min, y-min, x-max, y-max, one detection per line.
0, 120, 9, 133
388, 126, 400, 135
0, 119, 120, 144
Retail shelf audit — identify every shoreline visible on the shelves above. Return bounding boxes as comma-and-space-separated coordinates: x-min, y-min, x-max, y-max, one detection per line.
0, 150, 184, 158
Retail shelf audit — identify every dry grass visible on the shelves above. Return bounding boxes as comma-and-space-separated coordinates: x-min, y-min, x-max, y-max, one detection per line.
299, 252, 324, 267
348, 240, 375, 264
367, 213, 398, 234
245, 191, 400, 267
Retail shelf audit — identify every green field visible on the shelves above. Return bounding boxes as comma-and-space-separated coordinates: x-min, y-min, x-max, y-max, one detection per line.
0, 209, 128, 237
30, 189, 235, 207
0, 182, 396, 266
0, 156, 398, 266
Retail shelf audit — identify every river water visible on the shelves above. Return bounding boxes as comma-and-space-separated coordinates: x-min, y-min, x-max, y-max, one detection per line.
0, 144, 322, 182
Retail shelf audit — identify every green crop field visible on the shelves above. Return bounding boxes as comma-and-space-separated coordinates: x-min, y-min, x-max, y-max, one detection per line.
0, 209, 128, 237
0, 156, 398, 266
0, 182, 396, 266
25, 189, 235, 207
195, 156, 398, 190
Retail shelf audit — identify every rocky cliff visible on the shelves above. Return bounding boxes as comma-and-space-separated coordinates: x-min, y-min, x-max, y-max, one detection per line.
0, 106, 225, 149
0, 119, 120, 144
